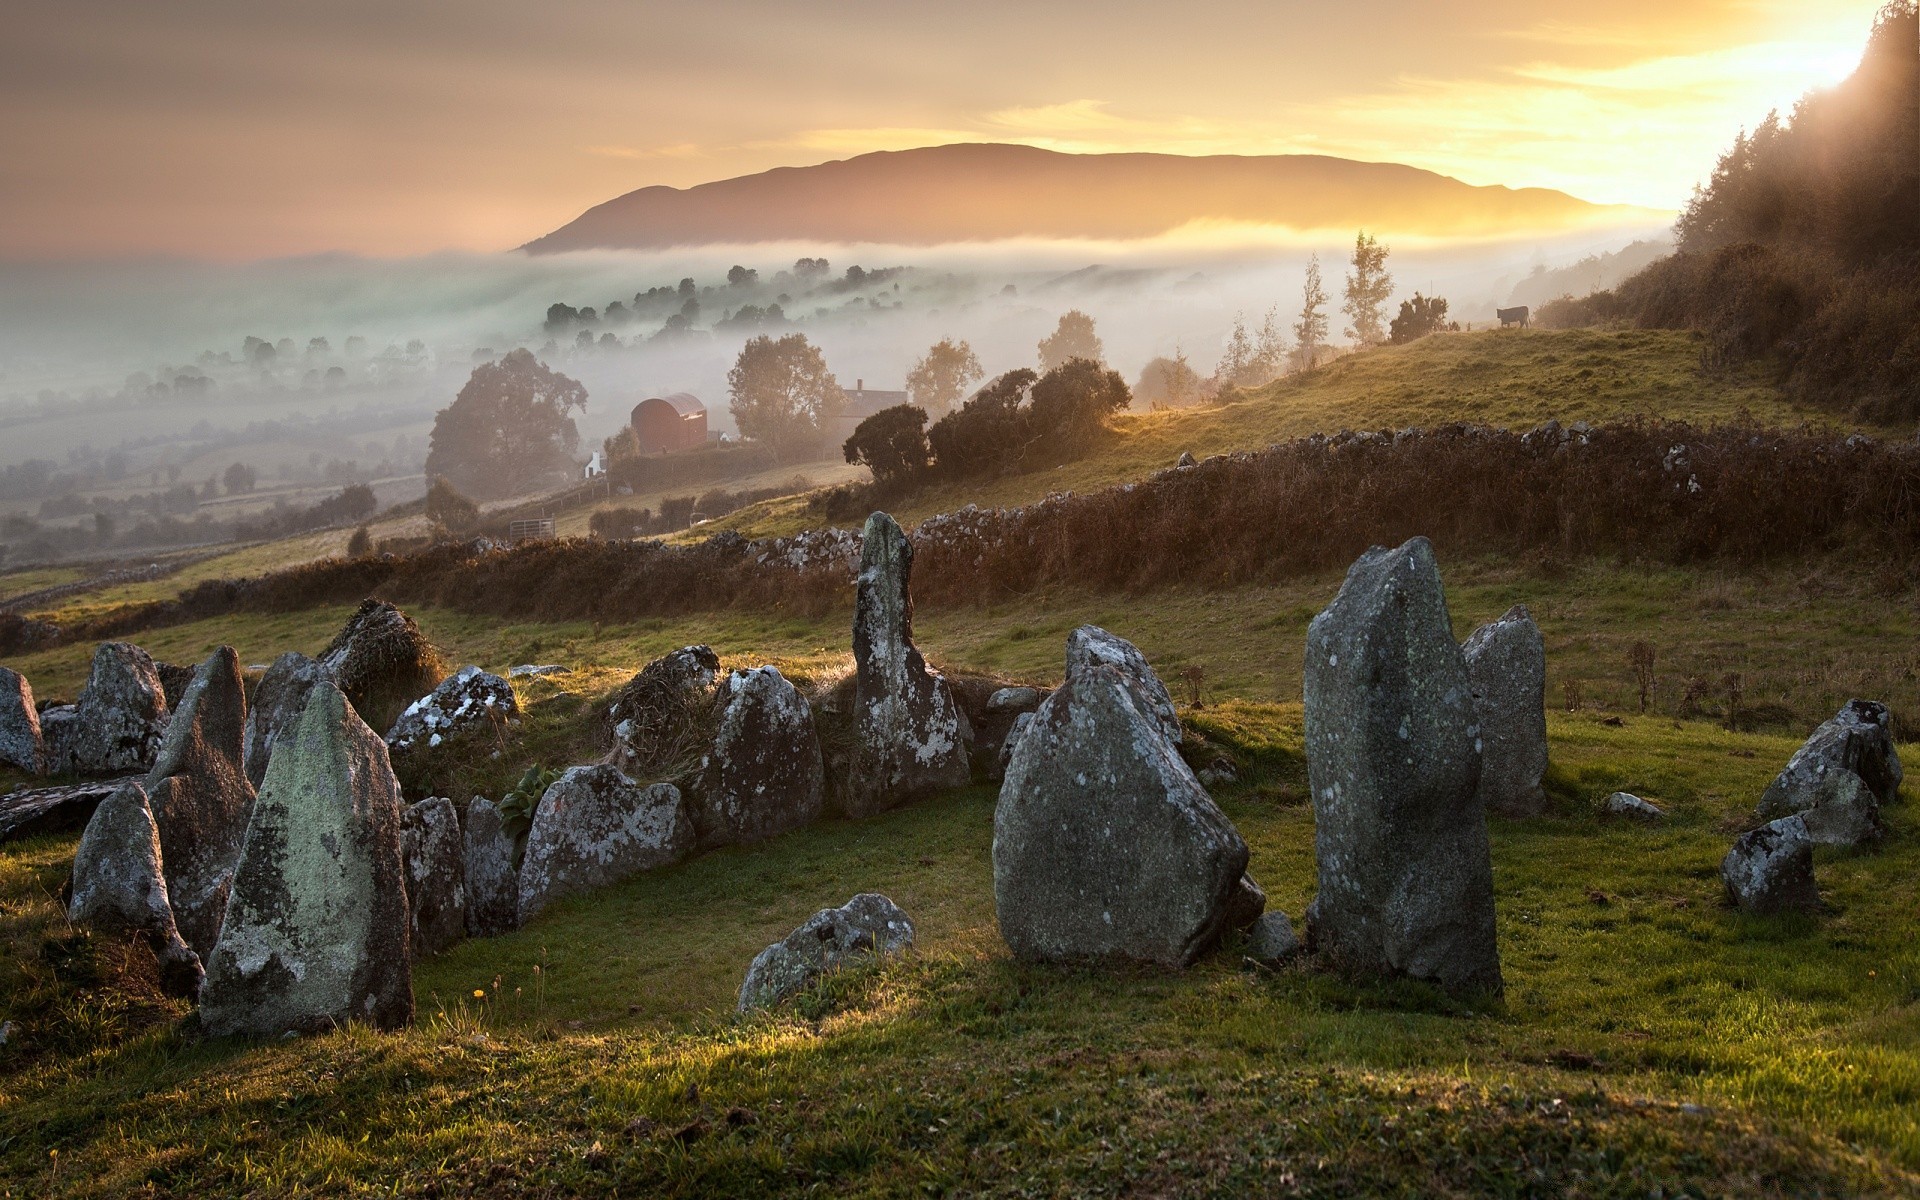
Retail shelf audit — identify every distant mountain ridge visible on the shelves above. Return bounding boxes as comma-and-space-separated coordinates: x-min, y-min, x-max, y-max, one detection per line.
523, 143, 1646, 253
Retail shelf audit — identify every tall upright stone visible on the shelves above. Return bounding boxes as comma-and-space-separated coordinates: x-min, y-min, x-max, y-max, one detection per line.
691, 666, 826, 848
462, 796, 519, 937
144, 646, 256, 959
60, 642, 170, 774
1303, 538, 1502, 997
1461, 605, 1549, 817
67, 780, 204, 997
244, 652, 329, 788
846, 512, 972, 817
401, 796, 466, 958
0, 666, 44, 775
199, 682, 413, 1036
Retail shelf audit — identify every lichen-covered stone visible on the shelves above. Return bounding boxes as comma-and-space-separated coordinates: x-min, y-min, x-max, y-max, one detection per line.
315, 599, 445, 733
1797, 772, 1886, 848
0, 666, 44, 775
60, 642, 170, 775
462, 796, 519, 937
737, 893, 915, 1012
1757, 699, 1903, 819
38, 705, 78, 773
1303, 537, 1502, 998
1462, 604, 1549, 817
401, 797, 466, 958
1602, 791, 1666, 821
691, 666, 825, 848
0, 776, 126, 843
1064, 626, 1181, 746
386, 666, 518, 754
144, 646, 256, 960
1721, 816, 1820, 914
604, 645, 721, 776
198, 681, 413, 1036
993, 662, 1250, 968
517, 766, 692, 922
67, 780, 203, 997
846, 512, 972, 816
243, 652, 329, 789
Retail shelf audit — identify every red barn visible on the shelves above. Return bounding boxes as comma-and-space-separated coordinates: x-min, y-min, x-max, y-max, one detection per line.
630, 393, 708, 454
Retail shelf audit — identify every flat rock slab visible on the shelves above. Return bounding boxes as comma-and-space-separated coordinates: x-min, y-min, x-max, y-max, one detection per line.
0, 776, 135, 842
738, 893, 915, 1012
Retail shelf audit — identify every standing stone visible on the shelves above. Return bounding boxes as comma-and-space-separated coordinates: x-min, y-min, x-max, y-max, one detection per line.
1757, 699, 1903, 819
1064, 626, 1182, 745
604, 645, 721, 776
691, 666, 825, 848
1797, 772, 1886, 848
1462, 605, 1549, 817
1303, 537, 1502, 997
199, 682, 413, 1036
67, 780, 204, 997
315, 599, 445, 734
994, 662, 1250, 967
401, 797, 467, 958
846, 512, 972, 817
462, 796, 519, 937
61, 642, 170, 774
144, 646, 256, 960
517, 766, 692, 923
244, 652, 329, 788
39, 705, 78, 773
0, 667, 44, 775
1722, 816, 1820, 913
737, 893, 916, 1012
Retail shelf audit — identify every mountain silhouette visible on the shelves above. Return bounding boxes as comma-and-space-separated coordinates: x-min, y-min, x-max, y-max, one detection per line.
523, 143, 1643, 253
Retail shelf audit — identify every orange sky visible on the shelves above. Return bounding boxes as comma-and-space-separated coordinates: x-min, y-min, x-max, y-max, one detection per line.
0, 1, 1885, 261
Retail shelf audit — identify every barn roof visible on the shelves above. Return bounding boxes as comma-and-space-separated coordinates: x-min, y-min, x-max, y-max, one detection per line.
634, 392, 706, 418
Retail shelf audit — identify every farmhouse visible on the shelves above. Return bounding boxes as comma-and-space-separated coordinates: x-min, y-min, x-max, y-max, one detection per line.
832, 379, 908, 440
629, 392, 709, 454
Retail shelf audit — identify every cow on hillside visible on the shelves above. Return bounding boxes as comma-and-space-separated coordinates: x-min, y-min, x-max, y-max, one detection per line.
1497, 306, 1530, 329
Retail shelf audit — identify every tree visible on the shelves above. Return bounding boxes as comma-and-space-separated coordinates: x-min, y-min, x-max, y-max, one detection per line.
905, 338, 984, 414
1251, 307, 1288, 383
425, 476, 479, 533
1136, 350, 1202, 409
1389, 293, 1451, 343
346, 525, 373, 557
1027, 358, 1131, 461
727, 265, 759, 287
1215, 315, 1254, 392
222, 462, 256, 495
544, 303, 579, 334
927, 369, 1035, 479
843, 404, 933, 488
1293, 256, 1330, 370
1342, 231, 1394, 346
1037, 310, 1104, 371
423, 349, 587, 498
727, 333, 845, 462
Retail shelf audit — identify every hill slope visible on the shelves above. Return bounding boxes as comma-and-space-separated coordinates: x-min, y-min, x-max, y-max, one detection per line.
523, 143, 1646, 252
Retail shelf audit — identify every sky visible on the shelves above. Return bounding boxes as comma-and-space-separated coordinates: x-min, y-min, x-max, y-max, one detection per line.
0, 0, 1885, 262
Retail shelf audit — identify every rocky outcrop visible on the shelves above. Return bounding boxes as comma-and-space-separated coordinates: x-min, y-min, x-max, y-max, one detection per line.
315, 599, 445, 733
143, 646, 256, 960
846, 512, 972, 816
517, 766, 693, 922
67, 780, 204, 997
604, 645, 721, 776
198, 681, 413, 1036
462, 796, 519, 937
691, 667, 825, 848
1303, 538, 1502, 998
994, 658, 1250, 968
243, 652, 329, 788
1462, 604, 1549, 817
737, 893, 915, 1012
1757, 700, 1902, 819
59, 642, 170, 775
0, 666, 44, 775
1722, 816, 1820, 914
401, 796, 466, 958
1064, 626, 1181, 746
386, 666, 518, 754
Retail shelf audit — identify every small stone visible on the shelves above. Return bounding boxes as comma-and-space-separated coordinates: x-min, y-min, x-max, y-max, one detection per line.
509, 664, 571, 678
1601, 791, 1665, 821
1462, 605, 1549, 817
690, 666, 825, 848
386, 666, 518, 755
1176, 451, 1197, 468
1797, 772, 1886, 848
0, 666, 45, 775
1246, 911, 1302, 964
60, 642, 170, 775
1721, 816, 1820, 914
462, 796, 519, 937
737, 893, 915, 1012
604, 646, 721, 776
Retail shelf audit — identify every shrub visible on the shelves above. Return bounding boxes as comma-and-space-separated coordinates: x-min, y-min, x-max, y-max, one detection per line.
843, 404, 933, 488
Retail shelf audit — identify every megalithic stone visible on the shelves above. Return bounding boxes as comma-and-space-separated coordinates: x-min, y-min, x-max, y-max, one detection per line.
1303, 537, 1502, 998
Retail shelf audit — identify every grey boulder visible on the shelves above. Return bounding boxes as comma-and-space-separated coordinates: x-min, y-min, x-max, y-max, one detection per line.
1064, 625, 1181, 745
1303, 537, 1502, 998
1462, 604, 1549, 817
198, 681, 413, 1036
993, 661, 1249, 968
517, 766, 692, 922
61, 642, 170, 775
1722, 816, 1820, 914
386, 665, 519, 754
401, 797, 467, 958
1797, 772, 1886, 848
0, 666, 44, 774
144, 646, 256, 960
737, 893, 915, 1012
846, 512, 972, 817
243, 652, 330, 789
977, 686, 1048, 783
38, 705, 78, 774
692, 666, 825, 848
1601, 791, 1666, 821
1246, 911, 1303, 965
462, 796, 520, 937
1758, 699, 1902, 819
67, 780, 204, 997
